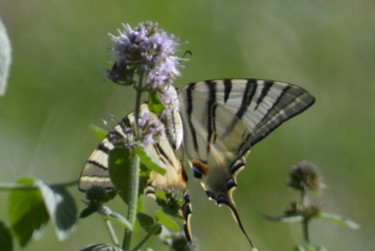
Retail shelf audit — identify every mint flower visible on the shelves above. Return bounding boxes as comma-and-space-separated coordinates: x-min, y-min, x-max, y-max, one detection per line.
288, 161, 324, 192
108, 22, 183, 93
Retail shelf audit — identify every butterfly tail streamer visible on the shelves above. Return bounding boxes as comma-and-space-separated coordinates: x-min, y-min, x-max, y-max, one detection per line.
216, 195, 257, 250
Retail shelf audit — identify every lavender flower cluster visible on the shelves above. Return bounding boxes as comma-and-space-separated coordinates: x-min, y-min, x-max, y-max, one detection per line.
107, 21, 185, 148
108, 22, 183, 93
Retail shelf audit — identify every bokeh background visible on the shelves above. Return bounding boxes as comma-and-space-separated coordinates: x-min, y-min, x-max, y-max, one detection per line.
0, 0, 374, 250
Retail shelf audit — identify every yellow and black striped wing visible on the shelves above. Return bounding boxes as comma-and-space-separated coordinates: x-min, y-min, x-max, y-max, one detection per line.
79, 104, 193, 241
178, 79, 315, 247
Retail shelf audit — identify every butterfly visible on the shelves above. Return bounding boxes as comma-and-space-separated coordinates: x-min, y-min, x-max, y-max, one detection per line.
79, 79, 315, 249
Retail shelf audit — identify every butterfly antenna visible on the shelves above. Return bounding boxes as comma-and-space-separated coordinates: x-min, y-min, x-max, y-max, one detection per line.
182, 50, 193, 58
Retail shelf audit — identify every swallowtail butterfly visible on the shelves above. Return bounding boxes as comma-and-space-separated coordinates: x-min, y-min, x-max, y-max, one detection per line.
79, 79, 315, 249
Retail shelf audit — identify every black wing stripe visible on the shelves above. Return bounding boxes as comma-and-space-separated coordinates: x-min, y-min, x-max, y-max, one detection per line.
259, 85, 290, 124
224, 79, 232, 103
97, 143, 111, 154
186, 83, 199, 151
119, 116, 131, 129
154, 143, 173, 166
236, 80, 257, 119
87, 160, 108, 170
206, 81, 217, 152
255, 80, 274, 110
251, 86, 315, 146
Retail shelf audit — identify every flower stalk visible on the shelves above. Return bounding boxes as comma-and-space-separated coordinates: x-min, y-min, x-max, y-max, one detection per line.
123, 152, 140, 250
106, 21, 185, 250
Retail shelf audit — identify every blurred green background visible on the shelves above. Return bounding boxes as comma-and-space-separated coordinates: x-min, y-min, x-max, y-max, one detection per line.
0, 0, 374, 250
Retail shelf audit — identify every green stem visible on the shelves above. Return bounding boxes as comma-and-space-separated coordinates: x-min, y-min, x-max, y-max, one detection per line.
302, 219, 310, 244
301, 189, 310, 244
0, 179, 78, 191
131, 225, 160, 251
122, 70, 145, 251
122, 153, 140, 250
104, 218, 120, 247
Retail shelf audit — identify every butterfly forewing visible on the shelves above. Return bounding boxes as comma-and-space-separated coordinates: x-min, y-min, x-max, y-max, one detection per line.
79, 104, 193, 242
179, 79, 315, 146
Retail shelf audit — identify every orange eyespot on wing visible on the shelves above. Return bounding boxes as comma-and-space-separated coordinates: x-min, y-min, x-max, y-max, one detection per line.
191, 161, 209, 178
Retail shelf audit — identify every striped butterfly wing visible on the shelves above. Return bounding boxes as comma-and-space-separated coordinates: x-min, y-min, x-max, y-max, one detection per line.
79, 104, 193, 242
178, 79, 315, 247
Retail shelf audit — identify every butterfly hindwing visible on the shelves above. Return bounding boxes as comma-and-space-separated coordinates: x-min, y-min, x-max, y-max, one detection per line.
79, 104, 193, 242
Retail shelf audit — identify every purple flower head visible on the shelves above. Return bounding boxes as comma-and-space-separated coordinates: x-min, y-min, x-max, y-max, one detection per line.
108, 22, 185, 90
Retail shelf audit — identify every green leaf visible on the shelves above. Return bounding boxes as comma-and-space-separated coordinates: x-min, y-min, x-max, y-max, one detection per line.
319, 212, 360, 229
134, 146, 166, 175
155, 188, 167, 202
90, 125, 108, 141
139, 164, 152, 198
0, 220, 13, 251
155, 189, 182, 217
101, 206, 132, 230
155, 211, 179, 232
79, 204, 98, 219
149, 91, 165, 115
37, 181, 78, 240
80, 243, 123, 251
137, 212, 155, 233
8, 178, 49, 247
137, 212, 162, 236
0, 18, 12, 96
263, 214, 304, 223
108, 148, 133, 204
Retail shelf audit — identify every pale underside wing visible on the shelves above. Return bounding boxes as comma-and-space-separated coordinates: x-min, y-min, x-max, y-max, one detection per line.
79, 79, 315, 249
177, 79, 315, 247
79, 104, 193, 242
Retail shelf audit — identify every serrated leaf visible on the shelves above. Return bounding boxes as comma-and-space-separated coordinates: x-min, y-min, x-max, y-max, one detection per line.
263, 214, 304, 223
80, 243, 123, 251
149, 91, 165, 115
37, 181, 77, 240
90, 125, 108, 141
101, 206, 132, 230
8, 178, 49, 247
108, 148, 133, 204
0, 220, 13, 251
319, 212, 360, 229
134, 146, 166, 175
0, 19, 12, 96
155, 211, 179, 232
